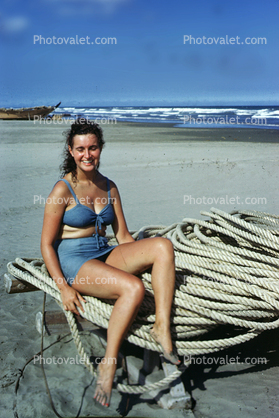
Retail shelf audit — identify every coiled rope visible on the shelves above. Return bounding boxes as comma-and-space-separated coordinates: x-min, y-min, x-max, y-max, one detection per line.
7, 207, 279, 394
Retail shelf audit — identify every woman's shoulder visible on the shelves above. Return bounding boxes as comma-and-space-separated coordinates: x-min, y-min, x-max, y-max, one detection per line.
104, 176, 117, 192
51, 176, 72, 197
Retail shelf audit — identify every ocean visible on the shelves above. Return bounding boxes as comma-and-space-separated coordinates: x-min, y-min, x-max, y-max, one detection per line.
52, 105, 279, 130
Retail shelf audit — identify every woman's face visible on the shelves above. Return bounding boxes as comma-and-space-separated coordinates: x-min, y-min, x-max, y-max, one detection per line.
69, 133, 102, 173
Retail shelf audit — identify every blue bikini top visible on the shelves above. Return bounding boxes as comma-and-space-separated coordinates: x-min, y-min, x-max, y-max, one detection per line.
55, 177, 115, 248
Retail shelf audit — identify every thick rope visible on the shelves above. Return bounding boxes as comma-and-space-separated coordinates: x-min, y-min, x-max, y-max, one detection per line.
7, 208, 279, 393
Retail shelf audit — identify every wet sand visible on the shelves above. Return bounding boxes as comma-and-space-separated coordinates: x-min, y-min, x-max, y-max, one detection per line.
0, 120, 279, 417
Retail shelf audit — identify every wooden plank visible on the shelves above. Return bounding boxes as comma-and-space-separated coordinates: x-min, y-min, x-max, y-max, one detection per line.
36, 310, 100, 335
3, 273, 40, 294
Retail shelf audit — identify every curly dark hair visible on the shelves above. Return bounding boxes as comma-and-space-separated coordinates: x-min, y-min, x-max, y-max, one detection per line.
60, 118, 105, 181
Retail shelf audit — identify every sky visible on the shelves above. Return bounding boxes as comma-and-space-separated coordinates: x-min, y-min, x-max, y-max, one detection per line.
0, 0, 279, 106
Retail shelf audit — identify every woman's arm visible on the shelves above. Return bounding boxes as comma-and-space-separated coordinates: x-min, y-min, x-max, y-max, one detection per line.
41, 182, 86, 314
110, 181, 135, 245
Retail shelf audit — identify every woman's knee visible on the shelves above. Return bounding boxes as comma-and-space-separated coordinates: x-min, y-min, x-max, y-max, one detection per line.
153, 237, 174, 262
125, 275, 145, 302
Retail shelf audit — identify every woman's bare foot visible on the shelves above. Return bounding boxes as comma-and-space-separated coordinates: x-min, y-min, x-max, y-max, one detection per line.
94, 361, 117, 407
150, 324, 180, 365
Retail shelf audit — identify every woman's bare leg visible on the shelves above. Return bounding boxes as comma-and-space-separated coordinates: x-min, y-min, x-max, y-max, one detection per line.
71, 260, 145, 407
105, 237, 179, 363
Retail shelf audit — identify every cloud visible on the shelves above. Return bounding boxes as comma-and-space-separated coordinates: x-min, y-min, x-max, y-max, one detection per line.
0, 16, 29, 35
43, 0, 130, 15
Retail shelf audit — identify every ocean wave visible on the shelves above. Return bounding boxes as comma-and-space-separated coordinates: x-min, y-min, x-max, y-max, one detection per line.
52, 106, 279, 129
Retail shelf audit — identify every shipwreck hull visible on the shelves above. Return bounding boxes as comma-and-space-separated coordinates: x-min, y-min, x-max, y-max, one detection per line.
0, 102, 61, 120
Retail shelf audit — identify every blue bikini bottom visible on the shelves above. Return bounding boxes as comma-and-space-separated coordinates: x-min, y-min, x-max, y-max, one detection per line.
54, 235, 117, 286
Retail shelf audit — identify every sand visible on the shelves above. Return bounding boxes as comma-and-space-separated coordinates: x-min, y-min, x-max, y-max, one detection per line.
0, 120, 279, 417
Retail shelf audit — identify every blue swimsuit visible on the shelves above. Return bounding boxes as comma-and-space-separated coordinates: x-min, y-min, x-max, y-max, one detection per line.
54, 177, 117, 285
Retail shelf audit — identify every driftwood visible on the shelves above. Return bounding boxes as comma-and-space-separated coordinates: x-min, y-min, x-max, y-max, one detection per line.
36, 310, 99, 335
4, 273, 39, 293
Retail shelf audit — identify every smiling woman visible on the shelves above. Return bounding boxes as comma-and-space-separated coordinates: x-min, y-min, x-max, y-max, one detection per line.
40, 119, 179, 408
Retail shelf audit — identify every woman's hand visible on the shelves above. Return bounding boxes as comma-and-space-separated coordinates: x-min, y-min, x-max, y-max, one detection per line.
60, 285, 87, 315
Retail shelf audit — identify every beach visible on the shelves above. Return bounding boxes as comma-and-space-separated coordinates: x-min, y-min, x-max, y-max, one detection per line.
0, 120, 279, 418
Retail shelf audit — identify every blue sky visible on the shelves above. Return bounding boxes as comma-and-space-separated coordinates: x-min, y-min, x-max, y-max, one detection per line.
0, 0, 278, 106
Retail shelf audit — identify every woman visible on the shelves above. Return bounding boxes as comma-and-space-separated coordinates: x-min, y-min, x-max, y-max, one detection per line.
41, 119, 179, 408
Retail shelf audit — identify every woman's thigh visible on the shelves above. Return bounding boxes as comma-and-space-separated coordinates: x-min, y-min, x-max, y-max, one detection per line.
71, 258, 143, 299
105, 237, 173, 275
